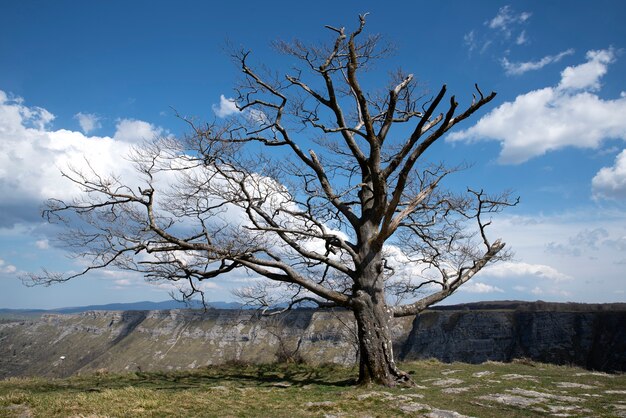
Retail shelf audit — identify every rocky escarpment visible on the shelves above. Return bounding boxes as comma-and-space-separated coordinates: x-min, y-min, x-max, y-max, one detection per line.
0, 303, 624, 378
400, 309, 626, 371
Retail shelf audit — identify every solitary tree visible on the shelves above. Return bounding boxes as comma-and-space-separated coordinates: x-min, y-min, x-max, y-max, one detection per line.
32, 15, 515, 386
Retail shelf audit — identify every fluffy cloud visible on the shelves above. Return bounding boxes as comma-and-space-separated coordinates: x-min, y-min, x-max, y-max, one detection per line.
559, 49, 615, 91
448, 48, 626, 164
212, 95, 239, 118
487, 5, 531, 33
460, 282, 504, 294
112, 118, 164, 143
482, 211, 626, 302
592, 149, 626, 199
501, 49, 574, 76
74, 112, 101, 134
481, 261, 571, 282
0, 90, 166, 227
465, 5, 530, 55
35, 239, 49, 250
0, 258, 17, 274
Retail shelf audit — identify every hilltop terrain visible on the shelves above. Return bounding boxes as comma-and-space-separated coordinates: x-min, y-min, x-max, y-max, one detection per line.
1, 360, 625, 417
1, 302, 624, 379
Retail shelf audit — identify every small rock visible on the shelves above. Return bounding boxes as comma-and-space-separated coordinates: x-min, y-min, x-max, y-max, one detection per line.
207, 385, 229, 391
305, 401, 336, 408
606, 390, 626, 395
425, 410, 475, 418
480, 394, 541, 408
472, 371, 494, 378
441, 369, 462, 375
431, 378, 464, 387
442, 387, 471, 394
270, 381, 292, 388
507, 388, 583, 403
398, 402, 431, 413
556, 382, 597, 389
575, 372, 614, 378
501, 374, 539, 382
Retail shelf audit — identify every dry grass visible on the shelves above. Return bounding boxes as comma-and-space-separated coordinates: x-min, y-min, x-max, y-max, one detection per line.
1, 360, 624, 417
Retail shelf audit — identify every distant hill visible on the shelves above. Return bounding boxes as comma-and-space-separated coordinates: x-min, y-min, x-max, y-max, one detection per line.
0, 300, 244, 317
2, 299, 625, 319
1, 302, 624, 378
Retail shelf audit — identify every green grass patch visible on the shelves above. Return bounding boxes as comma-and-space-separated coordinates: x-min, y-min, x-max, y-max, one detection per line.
1, 360, 624, 417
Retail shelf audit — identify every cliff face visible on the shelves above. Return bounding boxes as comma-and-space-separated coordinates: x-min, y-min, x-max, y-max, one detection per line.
401, 310, 626, 372
0, 305, 624, 379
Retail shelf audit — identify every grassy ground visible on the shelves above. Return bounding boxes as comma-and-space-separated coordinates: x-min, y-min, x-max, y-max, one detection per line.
1, 360, 624, 417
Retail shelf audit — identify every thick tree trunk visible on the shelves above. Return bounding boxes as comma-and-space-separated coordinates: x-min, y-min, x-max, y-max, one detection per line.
352, 289, 413, 386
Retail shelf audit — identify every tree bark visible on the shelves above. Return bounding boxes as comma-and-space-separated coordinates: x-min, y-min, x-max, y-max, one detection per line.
352, 289, 412, 386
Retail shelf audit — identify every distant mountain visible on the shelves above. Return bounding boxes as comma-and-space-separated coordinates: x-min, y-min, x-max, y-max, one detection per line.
0, 300, 244, 316
2, 299, 624, 318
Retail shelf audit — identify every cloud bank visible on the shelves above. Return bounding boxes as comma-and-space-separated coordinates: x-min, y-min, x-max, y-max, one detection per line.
501, 49, 575, 76
448, 48, 626, 166
0, 90, 166, 227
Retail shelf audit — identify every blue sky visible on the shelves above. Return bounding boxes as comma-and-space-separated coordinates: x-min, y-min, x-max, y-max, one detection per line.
1, 1, 625, 309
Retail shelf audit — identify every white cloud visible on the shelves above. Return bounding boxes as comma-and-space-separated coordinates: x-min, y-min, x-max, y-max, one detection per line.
448, 48, 626, 164
515, 30, 528, 45
35, 239, 49, 249
530, 286, 571, 298
558, 49, 615, 91
0, 258, 17, 274
212, 94, 239, 118
464, 30, 477, 53
481, 261, 571, 282
501, 49, 574, 76
0, 90, 167, 226
460, 282, 504, 293
592, 149, 626, 199
487, 5, 531, 36
484, 211, 626, 302
112, 118, 164, 142
74, 112, 101, 134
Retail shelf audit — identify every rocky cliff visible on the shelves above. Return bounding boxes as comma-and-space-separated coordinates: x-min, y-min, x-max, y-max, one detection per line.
0, 303, 624, 378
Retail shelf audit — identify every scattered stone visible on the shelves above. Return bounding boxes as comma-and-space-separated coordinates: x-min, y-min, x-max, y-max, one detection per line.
472, 371, 494, 378
501, 374, 539, 382
207, 385, 229, 391
395, 394, 425, 402
305, 401, 336, 408
546, 404, 584, 414
431, 378, 464, 387
356, 391, 394, 401
270, 381, 292, 388
425, 410, 474, 418
397, 402, 431, 413
507, 388, 584, 403
575, 372, 614, 378
479, 394, 541, 408
356, 393, 376, 401
441, 369, 462, 375
556, 382, 597, 389
442, 387, 471, 394
606, 390, 626, 395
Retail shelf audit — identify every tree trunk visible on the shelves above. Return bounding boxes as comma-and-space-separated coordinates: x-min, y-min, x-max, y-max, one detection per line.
352, 289, 412, 386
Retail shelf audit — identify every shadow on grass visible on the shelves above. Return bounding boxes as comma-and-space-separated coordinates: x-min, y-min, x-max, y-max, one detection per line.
6, 364, 357, 395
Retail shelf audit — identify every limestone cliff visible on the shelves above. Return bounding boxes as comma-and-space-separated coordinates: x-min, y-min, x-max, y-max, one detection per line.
0, 303, 624, 378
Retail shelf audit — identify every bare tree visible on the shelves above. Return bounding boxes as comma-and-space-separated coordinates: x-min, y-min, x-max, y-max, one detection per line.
30, 15, 516, 386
